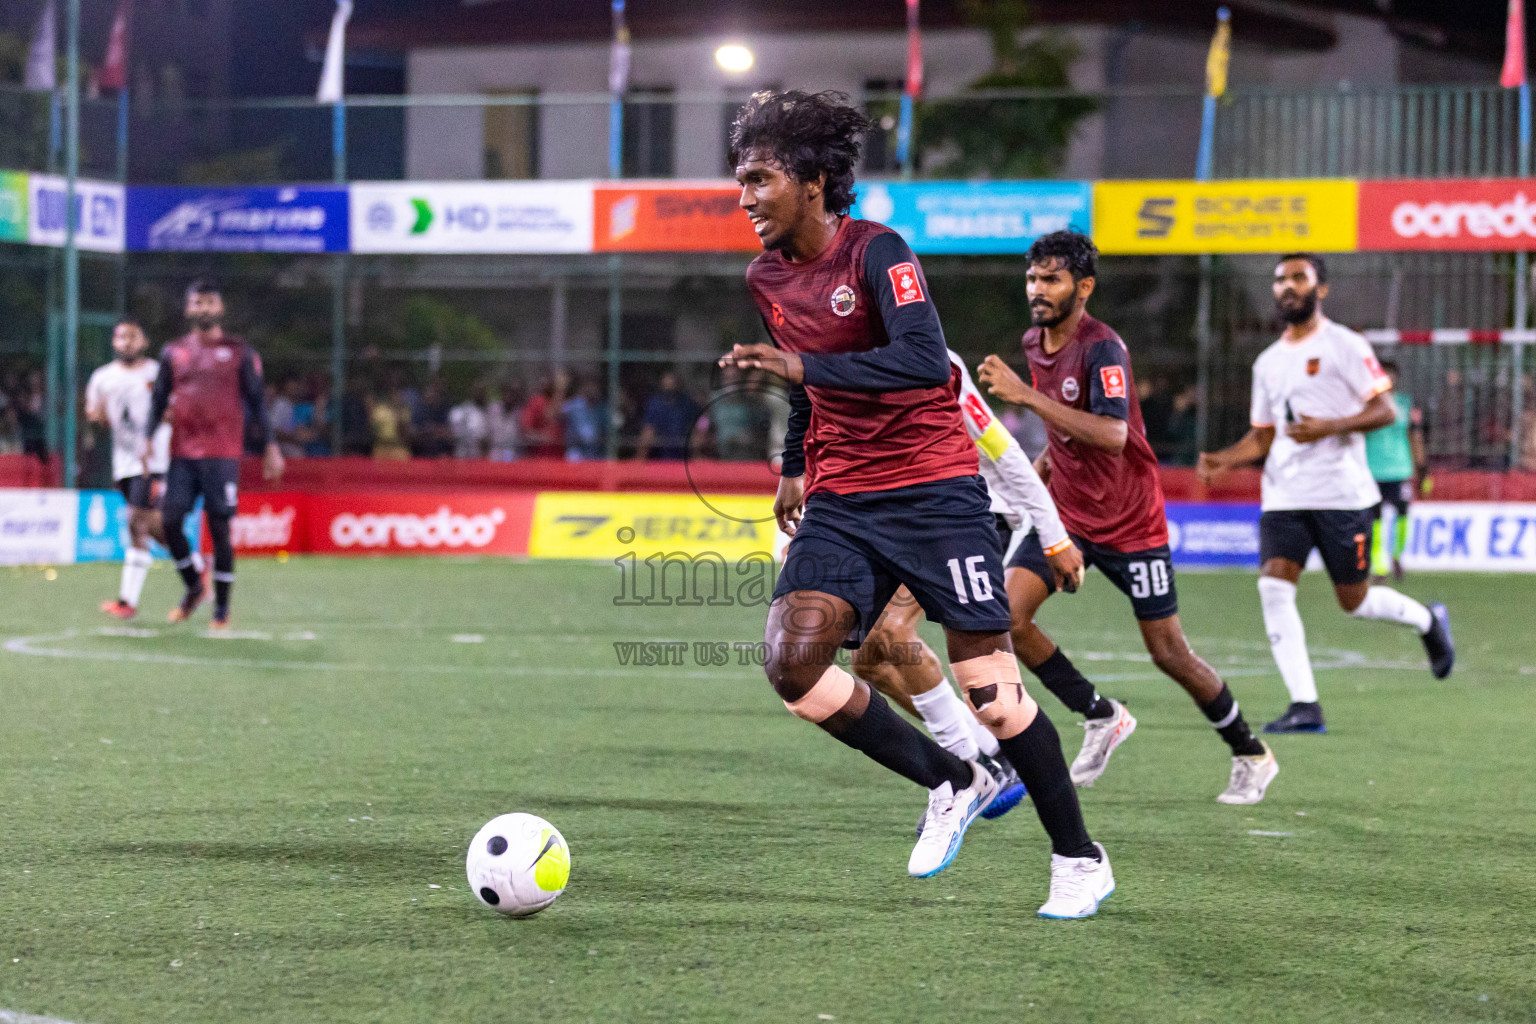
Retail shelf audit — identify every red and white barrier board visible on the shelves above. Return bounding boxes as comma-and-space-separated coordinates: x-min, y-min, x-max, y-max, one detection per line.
223, 492, 536, 557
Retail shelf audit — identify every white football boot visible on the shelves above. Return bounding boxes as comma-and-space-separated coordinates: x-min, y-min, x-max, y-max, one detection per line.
1037, 842, 1115, 919
1069, 699, 1137, 787
1216, 742, 1279, 805
907, 761, 999, 878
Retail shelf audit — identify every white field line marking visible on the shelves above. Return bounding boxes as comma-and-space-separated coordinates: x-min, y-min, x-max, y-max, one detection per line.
450, 634, 486, 643
0, 1008, 93, 1024
0, 630, 728, 679
1247, 830, 1296, 837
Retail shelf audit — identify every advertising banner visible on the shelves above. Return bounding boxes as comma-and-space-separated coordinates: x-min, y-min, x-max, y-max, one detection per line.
228, 495, 303, 555
1399, 502, 1536, 572
74, 489, 199, 562
350, 182, 593, 253
1357, 179, 1536, 251
0, 489, 78, 565
529, 491, 775, 561
1094, 179, 1357, 254
126, 186, 349, 252
0, 170, 27, 242
852, 181, 1093, 254
304, 492, 534, 556
1165, 502, 1262, 569
593, 184, 756, 252
28, 174, 126, 253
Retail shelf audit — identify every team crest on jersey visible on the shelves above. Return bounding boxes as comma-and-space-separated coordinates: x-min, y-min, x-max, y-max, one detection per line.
888, 262, 925, 305
1306, 357, 1321, 376
1061, 377, 1081, 401
829, 285, 857, 317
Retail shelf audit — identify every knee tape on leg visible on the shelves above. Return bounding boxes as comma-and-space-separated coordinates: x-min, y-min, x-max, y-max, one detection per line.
784, 664, 857, 723
953, 650, 1036, 739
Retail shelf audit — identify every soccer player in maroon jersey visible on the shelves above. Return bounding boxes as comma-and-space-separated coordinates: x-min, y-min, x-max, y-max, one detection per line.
147, 280, 284, 627
979, 231, 1279, 805
719, 91, 1112, 917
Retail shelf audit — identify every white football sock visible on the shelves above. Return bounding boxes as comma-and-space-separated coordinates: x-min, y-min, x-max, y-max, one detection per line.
120, 548, 153, 607
1351, 585, 1432, 634
968, 713, 1002, 757
910, 682, 981, 762
1258, 576, 1318, 704
191, 551, 206, 574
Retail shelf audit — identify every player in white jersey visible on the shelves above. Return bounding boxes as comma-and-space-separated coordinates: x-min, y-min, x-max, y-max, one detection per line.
1197, 254, 1454, 734
853, 350, 1135, 831
85, 321, 173, 619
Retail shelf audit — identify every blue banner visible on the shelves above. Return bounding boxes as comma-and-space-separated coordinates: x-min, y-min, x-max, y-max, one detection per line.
1165, 502, 1261, 569
75, 489, 201, 563
127, 186, 349, 252
850, 181, 1092, 254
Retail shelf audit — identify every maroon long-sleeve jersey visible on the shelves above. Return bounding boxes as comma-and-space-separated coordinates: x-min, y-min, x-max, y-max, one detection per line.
746, 217, 976, 496
149, 333, 269, 460
1022, 313, 1169, 551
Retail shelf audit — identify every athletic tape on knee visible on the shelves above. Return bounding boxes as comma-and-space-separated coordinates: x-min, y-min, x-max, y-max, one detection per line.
952, 650, 1036, 740
783, 664, 857, 723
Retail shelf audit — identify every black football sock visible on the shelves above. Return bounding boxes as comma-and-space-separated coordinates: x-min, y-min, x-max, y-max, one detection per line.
208, 514, 234, 617
174, 558, 201, 589
213, 577, 233, 618
996, 711, 1097, 860
1201, 683, 1266, 756
1030, 647, 1114, 719
826, 689, 973, 792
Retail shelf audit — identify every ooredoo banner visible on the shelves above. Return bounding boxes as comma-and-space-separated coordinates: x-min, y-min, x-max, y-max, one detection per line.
303, 492, 535, 556
593, 185, 757, 252
1358, 179, 1536, 250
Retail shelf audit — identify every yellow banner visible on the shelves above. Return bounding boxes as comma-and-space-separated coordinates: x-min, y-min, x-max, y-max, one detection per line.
529, 491, 777, 561
1094, 179, 1359, 254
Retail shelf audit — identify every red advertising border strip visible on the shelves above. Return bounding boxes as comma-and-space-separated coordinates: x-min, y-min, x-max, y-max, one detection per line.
222, 492, 535, 557
1358, 179, 1536, 251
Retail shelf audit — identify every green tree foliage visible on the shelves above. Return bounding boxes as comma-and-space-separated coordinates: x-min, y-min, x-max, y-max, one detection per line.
916, 0, 1094, 178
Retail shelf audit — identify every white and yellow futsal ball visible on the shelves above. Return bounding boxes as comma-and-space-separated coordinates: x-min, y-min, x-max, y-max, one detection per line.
466, 813, 570, 917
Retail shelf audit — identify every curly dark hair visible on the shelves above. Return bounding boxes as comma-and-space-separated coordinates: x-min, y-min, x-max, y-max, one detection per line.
1277, 252, 1327, 284
1026, 230, 1098, 282
728, 90, 871, 217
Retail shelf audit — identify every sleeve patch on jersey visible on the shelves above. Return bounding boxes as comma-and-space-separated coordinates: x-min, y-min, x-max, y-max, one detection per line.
960, 392, 992, 435
887, 262, 925, 306
1099, 365, 1127, 399
1364, 353, 1387, 379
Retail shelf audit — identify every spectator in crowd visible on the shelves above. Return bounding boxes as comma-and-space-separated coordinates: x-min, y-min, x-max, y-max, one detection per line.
1138, 374, 1173, 454
561, 376, 607, 462
369, 386, 411, 461
268, 377, 313, 459
709, 363, 770, 461
1163, 382, 1201, 466
449, 381, 490, 459
637, 371, 702, 461
521, 372, 567, 459
487, 377, 523, 462
0, 384, 20, 454
340, 375, 373, 456
17, 369, 46, 460
412, 378, 454, 458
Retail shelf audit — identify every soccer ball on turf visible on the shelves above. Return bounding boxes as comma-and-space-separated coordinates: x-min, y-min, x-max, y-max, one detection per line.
466, 813, 570, 917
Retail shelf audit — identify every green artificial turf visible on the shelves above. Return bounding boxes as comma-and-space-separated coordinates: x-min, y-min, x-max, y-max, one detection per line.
1, 558, 1532, 1023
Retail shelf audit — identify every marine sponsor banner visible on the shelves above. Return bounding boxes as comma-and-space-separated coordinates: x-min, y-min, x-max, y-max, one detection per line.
1357, 179, 1536, 251
0, 489, 78, 565
593, 184, 757, 251
28, 174, 126, 252
0, 170, 28, 242
852, 181, 1093, 254
1165, 502, 1262, 568
304, 492, 535, 556
127, 186, 349, 252
1094, 179, 1357, 254
350, 182, 593, 253
529, 491, 775, 561
1399, 502, 1536, 571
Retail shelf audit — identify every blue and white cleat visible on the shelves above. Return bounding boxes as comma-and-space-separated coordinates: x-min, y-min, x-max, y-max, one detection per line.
907, 761, 999, 878
978, 752, 1027, 819
1037, 842, 1115, 919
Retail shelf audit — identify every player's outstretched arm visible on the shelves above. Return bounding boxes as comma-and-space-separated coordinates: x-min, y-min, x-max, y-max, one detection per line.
977, 354, 1128, 454
1197, 426, 1275, 483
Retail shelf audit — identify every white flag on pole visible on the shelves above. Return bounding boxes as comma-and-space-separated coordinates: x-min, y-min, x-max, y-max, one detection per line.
316, 0, 353, 104
25, 0, 57, 91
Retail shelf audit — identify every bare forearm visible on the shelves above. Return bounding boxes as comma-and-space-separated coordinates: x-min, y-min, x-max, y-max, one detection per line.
1213, 428, 1273, 466
1021, 394, 1127, 453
